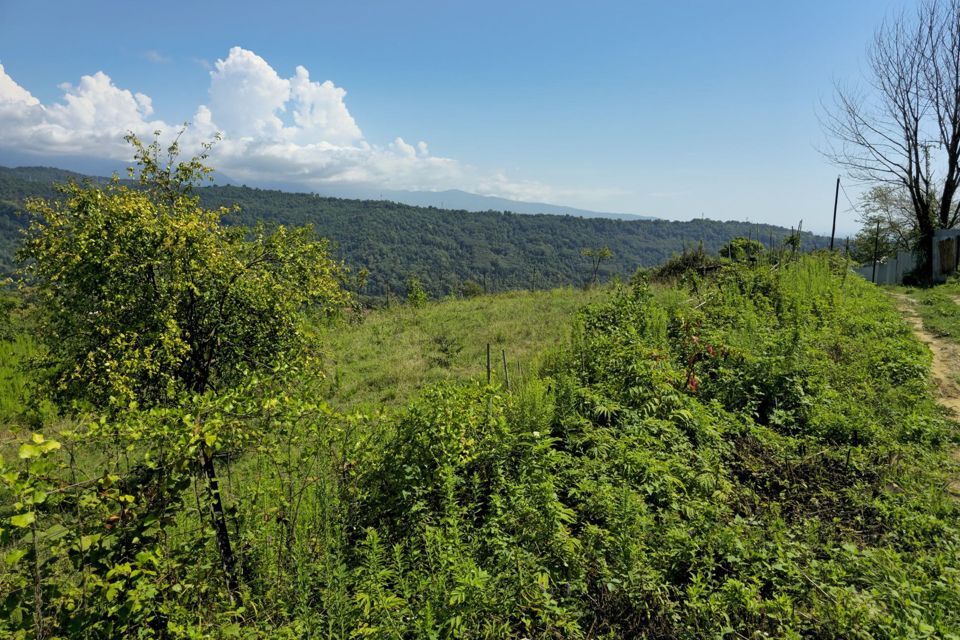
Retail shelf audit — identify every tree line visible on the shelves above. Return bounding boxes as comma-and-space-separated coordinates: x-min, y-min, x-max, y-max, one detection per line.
1, 166, 829, 299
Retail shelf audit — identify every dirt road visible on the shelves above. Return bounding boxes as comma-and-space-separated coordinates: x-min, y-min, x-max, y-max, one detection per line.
891, 292, 960, 495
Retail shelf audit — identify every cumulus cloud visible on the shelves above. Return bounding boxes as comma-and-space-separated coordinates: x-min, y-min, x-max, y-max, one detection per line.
0, 49, 570, 203
0, 64, 39, 106
0, 62, 168, 157
289, 64, 362, 145
208, 47, 290, 140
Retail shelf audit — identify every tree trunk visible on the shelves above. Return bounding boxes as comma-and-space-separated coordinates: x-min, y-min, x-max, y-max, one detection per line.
916, 224, 936, 282
200, 449, 242, 605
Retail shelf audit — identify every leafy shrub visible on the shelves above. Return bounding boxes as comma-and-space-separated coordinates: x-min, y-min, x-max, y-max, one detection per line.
429, 332, 463, 368
407, 276, 429, 308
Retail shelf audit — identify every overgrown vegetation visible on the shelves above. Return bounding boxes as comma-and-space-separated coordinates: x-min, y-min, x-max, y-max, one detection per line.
1, 144, 958, 638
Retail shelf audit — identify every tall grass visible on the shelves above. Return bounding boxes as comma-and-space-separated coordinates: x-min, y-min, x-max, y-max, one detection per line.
898, 280, 960, 340
314, 287, 609, 410
0, 328, 35, 424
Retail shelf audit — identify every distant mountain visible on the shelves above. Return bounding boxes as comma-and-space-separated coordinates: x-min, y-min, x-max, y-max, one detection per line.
0, 166, 91, 184
2, 162, 653, 221
295, 186, 656, 220
0, 165, 831, 298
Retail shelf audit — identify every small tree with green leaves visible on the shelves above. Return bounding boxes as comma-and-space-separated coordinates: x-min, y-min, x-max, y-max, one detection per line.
21, 133, 350, 409
718, 236, 765, 263
581, 246, 613, 286
406, 276, 428, 308
18, 131, 351, 603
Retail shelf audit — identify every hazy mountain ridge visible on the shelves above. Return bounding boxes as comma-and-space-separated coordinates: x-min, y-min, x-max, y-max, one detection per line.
2, 165, 654, 220
291, 185, 657, 220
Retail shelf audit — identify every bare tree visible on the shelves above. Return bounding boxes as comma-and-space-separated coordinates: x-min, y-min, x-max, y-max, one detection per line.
824, 0, 960, 275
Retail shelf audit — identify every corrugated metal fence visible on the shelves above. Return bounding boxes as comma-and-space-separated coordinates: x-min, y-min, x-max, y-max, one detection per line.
854, 249, 916, 285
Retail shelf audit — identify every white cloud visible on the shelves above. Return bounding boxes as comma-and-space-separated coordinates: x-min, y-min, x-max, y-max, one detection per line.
0, 63, 39, 106
390, 137, 418, 158
208, 47, 290, 140
144, 50, 171, 64
0, 63, 167, 157
0, 48, 582, 204
289, 64, 362, 145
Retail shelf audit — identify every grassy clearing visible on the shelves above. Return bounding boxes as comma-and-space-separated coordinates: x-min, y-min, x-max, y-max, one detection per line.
0, 299, 38, 426
0, 288, 607, 421
896, 280, 960, 341
314, 286, 611, 410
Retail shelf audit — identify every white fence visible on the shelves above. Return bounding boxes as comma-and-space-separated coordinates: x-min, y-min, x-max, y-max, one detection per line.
853, 230, 960, 285
854, 249, 916, 285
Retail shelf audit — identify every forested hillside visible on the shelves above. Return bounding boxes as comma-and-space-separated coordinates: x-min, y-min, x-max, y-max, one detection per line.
0, 166, 829, 296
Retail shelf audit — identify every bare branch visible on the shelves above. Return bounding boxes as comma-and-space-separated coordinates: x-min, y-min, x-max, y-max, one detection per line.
824, 0, 960, 275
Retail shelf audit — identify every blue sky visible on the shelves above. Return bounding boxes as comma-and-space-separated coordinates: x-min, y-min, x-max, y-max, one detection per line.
0, 0, 915, 233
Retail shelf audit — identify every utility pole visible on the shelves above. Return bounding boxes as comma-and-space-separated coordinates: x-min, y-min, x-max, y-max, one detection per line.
830, 176, 840, 251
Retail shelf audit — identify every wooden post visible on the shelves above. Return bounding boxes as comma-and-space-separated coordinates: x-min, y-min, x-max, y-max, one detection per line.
201, 450, 242, 605
871, 220, 881, 283
501, 349, 510, 391
486, 343, 491, 384
830, 176, 840, 251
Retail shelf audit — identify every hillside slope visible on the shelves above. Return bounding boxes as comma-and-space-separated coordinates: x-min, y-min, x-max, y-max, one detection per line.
3, 255, 958, 638
1, 166, 830, 296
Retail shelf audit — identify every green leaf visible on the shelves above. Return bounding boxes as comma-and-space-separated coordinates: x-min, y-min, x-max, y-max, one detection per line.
18, 443, 39, 459
40, 524, 70, 542
40, 439, 61, 453
79, 534, 102, 551
10, 512, 35, 528
4, 549, 27, 565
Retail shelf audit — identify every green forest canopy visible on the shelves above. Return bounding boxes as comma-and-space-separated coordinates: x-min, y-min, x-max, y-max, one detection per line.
0, 165, 830, 297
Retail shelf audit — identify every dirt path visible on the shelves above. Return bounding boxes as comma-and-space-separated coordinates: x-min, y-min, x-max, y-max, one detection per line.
891, 293, 960, 496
